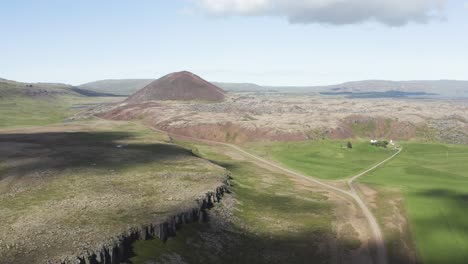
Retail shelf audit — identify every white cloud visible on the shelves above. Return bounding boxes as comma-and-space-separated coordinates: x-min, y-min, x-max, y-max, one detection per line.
195, 0, 446, 26
197, 0, 270, 14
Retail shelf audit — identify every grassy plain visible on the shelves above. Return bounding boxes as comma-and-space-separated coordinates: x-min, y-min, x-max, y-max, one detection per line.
245, 140, 395, 180
246, 139, 468, 263
0, 96, 119, 128
360, 142, 468, 264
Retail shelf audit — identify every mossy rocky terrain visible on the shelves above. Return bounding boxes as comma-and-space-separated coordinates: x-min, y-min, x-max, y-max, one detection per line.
0, 120, 229, 264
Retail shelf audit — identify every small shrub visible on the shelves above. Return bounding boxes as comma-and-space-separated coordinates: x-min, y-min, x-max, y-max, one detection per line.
371, 140, 389, 148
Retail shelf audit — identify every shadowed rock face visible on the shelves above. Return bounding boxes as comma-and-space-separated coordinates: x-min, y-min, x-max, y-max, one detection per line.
125, 71, 226, 103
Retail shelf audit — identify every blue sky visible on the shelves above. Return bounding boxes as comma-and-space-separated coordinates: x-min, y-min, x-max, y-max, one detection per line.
1, 0, 467, 86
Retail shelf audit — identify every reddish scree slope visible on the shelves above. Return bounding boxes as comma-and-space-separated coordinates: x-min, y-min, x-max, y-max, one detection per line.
125, 71, 226, 103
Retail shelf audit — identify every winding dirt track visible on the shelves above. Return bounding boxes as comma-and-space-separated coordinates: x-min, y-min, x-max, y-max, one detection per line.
147, 126, 402, 264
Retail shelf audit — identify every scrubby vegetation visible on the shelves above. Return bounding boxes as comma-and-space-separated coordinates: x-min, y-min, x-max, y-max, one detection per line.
371, 140, 389, 148
0, 120, 227, 263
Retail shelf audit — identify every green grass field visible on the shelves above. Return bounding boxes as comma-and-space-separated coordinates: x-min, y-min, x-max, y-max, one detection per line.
0, 96, 120, 128
360, 142, 468, 264
246, 140, 395, 180
248, 139, 468, 263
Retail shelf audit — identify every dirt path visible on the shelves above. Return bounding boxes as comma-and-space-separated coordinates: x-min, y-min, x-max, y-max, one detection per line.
139, 124, 402, 264
346, 148, 403, 264
222, 142, 400, 264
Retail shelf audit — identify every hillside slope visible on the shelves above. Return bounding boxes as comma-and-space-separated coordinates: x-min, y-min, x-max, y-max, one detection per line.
0, 79, 80, 98
0, 78, 116, 98
0, 78, 121, 128
79, 79, 154, 96
125, 71, 226, 103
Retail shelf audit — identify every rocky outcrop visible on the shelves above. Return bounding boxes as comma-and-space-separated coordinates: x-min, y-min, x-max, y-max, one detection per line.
59, 185, 229, 264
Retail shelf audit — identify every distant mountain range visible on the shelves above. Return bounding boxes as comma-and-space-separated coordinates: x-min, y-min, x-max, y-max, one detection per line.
0, 78, 118, 99
4, 76, 468, 99
78, 78, 468, 98
312, 80, 468, 98
79, 79, 154, 96
220, 80, 468, 98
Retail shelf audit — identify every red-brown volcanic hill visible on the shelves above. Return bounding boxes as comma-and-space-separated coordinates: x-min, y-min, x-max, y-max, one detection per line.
125, 71, 226, 103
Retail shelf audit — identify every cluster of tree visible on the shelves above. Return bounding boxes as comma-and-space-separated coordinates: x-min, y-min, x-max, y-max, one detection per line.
371, 140, 389, 148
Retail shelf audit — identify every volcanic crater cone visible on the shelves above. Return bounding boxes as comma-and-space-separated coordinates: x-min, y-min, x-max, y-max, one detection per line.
125, 71, 226, 103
